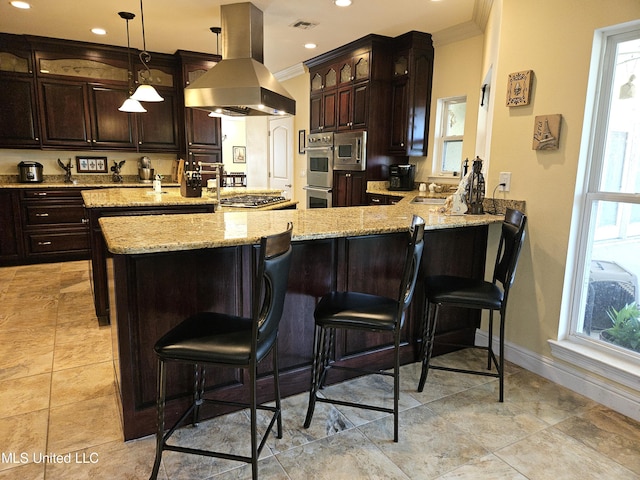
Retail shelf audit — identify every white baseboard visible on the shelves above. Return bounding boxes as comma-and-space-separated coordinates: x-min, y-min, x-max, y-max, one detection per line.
475, 330, 640, 423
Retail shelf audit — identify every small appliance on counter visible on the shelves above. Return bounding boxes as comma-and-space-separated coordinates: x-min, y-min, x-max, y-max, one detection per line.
138, 156, 154, 183
17, 161, 44, 183
388, 164, 415, 191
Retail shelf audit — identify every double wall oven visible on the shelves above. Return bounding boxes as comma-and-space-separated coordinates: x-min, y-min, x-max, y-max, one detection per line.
305, 131, 367, 208
304, 132, 334, 208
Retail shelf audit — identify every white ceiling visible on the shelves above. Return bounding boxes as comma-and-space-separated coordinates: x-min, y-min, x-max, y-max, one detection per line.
0, 0, 483, 73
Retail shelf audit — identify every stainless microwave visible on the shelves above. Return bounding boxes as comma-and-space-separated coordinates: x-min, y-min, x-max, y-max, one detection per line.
334, 131, 366, 171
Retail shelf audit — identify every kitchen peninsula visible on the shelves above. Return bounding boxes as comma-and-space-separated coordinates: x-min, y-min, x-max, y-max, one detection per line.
99, 197, 514, 440
82, 186, 297, 325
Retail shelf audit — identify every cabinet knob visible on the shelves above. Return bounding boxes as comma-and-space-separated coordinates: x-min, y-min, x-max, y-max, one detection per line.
401, 142, 405, 147
35, 137, 39, 141
82, 218, 89, 224
139, 141, 143, 145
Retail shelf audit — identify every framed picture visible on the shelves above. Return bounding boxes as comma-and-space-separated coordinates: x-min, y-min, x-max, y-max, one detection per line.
76, 156, 108, 173
232, 146, 246, 163
532, 114, 562, 150
506, 70, 533, 107
298, 129, 306, 154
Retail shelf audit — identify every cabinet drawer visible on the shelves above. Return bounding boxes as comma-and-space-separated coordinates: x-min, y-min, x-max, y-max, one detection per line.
23, 189, 83, 200
25, 204, 86, 226
27, 231, 89, 254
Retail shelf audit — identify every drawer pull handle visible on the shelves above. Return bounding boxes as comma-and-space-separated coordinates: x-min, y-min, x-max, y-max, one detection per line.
36, 192, 48, 196
37, 241, 52, 246
35, 213, 50, 217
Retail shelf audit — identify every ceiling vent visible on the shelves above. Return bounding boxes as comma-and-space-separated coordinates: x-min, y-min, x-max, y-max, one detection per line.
291, 20, 318, 30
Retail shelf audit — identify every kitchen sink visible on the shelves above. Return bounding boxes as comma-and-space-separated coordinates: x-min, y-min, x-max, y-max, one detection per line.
410, 196, 446, 205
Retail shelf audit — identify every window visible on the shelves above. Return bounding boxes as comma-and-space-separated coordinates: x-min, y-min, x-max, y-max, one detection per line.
434, 96, 466, 176
568, 24, 640, 360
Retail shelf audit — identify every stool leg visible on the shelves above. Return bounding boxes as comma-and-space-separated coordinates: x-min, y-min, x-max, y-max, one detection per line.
249, 361, 258, 480
318, 327, 334, 389
418, 303, 438, 392
303, 324, 324, 429
272, 341, 283, 438
393, 324, 401, 443
149, 358, 166, 480
193, 364, 205, 427
499, 310, 506, 402
487, 311, 494, 371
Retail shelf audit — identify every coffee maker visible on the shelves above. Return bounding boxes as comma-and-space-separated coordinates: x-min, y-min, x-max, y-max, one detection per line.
138, 156, 154, 183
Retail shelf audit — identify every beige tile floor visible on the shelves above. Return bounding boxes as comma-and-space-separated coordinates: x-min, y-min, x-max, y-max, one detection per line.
2, 260, 640, 479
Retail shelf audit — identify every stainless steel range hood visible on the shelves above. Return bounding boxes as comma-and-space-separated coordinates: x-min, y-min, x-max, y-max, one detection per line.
184, 2, 296, 117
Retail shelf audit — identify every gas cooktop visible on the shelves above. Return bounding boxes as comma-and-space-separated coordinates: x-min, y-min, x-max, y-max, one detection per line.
220, 195, 287, 208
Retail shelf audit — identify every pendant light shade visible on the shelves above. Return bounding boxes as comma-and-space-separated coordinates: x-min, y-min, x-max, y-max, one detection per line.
119, 97, 147, 112
133, 0, 164, 102
131, 83, 164, 102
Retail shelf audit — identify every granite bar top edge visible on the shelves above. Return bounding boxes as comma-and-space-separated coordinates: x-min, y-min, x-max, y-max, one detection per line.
99, 205, 504, 256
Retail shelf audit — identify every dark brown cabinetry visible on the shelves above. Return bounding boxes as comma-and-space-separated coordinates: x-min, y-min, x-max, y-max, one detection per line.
38, 80, 135, 149
0, 34, 188, 153
309, 64, 338, 132
309, 52, 370, 134
0, 191, 22, 263
176, 51, 223, 166
20, 188, 89, 262
367, 193, 403, 205
333, 170, 367, 207
388, 32, 434, 156
0, 35, 40, 147
336, 52, 370, 131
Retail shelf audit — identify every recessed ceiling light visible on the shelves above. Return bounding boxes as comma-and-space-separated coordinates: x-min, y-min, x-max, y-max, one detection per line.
91, 28, 107, 35
10, 1, 31, 9
304, 43, 317, 49
334, 0, 352, 7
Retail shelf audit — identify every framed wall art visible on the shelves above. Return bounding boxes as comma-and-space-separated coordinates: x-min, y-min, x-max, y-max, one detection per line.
76, 156, 108, 173
532, 114, 562, 150
232, 146, 246, 164
506, 70, 533, 107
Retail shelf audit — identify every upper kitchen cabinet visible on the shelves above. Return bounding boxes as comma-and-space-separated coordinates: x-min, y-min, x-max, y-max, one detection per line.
32, 38, 137, 150
388, 31, 434, 156
308, 51, 372, 133
132, 52, 180, 152
0, 34, 41, 147
336, 52, 370, 131
309, 64, 338, 132
176, 50, 223, 158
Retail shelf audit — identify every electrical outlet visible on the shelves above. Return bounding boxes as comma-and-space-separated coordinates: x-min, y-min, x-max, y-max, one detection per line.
499, 172, 511, 192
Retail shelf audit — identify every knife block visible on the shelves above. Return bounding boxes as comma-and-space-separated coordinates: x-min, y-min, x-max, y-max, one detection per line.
180, 176, 202, 197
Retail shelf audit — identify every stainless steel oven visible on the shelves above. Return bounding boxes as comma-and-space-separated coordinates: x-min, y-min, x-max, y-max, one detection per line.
304, 185, 333, 209
306, 132, 334, 188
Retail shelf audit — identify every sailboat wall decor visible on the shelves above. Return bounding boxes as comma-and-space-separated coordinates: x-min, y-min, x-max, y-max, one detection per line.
532, 114, 562, 150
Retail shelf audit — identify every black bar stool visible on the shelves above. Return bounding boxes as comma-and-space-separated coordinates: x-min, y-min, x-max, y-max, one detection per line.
303, 215, 425, 442
417, 208, 526, 401
149, 223, 293, 480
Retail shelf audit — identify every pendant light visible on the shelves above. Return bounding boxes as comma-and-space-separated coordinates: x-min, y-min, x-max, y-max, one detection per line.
131, 0, 164, 102
118, 11, 147, 113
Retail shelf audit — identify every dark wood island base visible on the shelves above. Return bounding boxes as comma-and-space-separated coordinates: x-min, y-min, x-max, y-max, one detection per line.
107, 224, 488, 440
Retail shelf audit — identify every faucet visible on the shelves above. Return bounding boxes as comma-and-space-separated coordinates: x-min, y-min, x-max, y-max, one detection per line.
198, 162, 224, 203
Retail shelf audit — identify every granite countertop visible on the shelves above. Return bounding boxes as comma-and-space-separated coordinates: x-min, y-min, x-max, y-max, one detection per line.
99, 197, 505, 255
82, 186, 298, 211
0, 174, 173, 188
